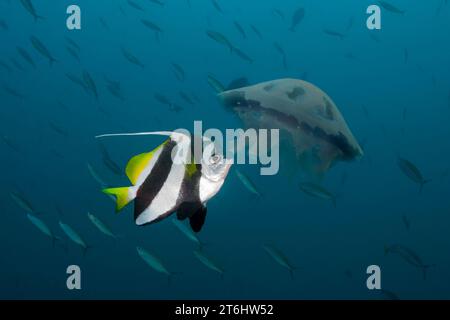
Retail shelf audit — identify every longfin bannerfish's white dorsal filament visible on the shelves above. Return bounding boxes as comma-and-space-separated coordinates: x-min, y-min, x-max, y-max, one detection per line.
95, 131, 190, 144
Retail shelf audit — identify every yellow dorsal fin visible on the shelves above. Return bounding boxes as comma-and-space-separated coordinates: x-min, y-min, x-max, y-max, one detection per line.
125, 142, 165, 185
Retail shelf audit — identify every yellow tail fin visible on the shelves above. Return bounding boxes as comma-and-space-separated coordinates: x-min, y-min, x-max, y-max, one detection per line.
102, 187, 136, 212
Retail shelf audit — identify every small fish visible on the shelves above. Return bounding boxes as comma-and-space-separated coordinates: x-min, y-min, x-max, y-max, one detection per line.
232, 46, 253, 64
65, 45, 80, 62
0, 60, 12, 73
98, 17, 110, 31
226, 77, 249, 90
362, 105, 370, 119
323, 29, 345, 40
149, 0, 164, 7
87, 212, 118, 239
397, 157, 430, 192
290, 7, 305, 32
154, 93, 172, 107
235, 169, 261, 196
87, 162, 107, 187
273, 42, 287, 68
272, 8, 285, 20
207, 74, 225, 93
402, 215, 410, 231
384, 244, 433, 279
105, 78, 125, 101
402, 107, 407, 121
262, 244, 296, 278
346, 16, 355, 32
210, 0, 223, 14
10, 58, 26, 72
16, 47, 35, 68
65, 37, 80, 51
127, 0, 145, 12
137, 247, 174, 280
206, 30, 233, 52
250, 25, 262, 39
233, 20, 246, 39
379, 1, 405, 14
1, 135, 21, 153
380, 289, 400, 300
172, 219, 203, 248
121, 47, 144, 68
179, 91, 194, 106
171, 63, 185, 82
369, 33, 381, 43
98, 143, 122, 176
27, 214, 61, 245
119, 5, 126, 16
30, 36, 56, 65
140, 19, 163, 39
299, 182, 336, 207
193, 250, 224, 277
59, 221, 90, 253
82, 70, 99, 99
66, 73, 88, 91
344, 52, 358, 61
10, 191, 36, 213
20, 0, 44, 21
49, 122, 69, 137
3, 85, 25, 99
0, 19, 8, 31
170, 104, 183, 113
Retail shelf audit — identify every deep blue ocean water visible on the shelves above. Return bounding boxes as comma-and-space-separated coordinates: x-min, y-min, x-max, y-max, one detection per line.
1, 0, 450, 299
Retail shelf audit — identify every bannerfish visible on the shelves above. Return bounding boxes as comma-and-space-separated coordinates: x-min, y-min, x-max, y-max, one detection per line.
98, 131, 232, 233
27, 214, 61, 245
193, 250, 224, 277
59, 221, 90, 253
136, 246, 174, 280
397, 157, 430, 192
235, 169, 261, 196
299, 182, 336, 207
219, 78, 363, 176
262, 244, 296, 278
87, 212, 118, 239
172, 218, 203, 248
